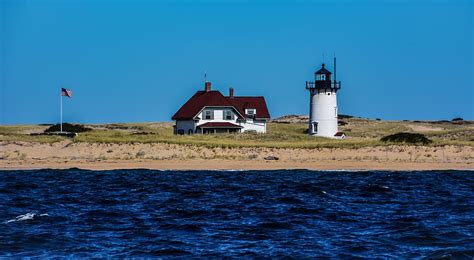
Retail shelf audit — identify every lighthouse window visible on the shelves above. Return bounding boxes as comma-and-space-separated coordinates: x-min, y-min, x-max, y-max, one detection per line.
327, 92, 331, 95
316, 74, 326, 81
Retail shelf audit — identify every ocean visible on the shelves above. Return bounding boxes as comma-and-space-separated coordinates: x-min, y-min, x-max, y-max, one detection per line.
0, 169, 473, 258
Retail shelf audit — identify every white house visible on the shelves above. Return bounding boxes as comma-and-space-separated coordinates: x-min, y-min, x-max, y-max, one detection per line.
172, 82, 270, 134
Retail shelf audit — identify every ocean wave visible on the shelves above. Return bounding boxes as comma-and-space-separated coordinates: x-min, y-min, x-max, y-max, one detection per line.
4, 212, 49, 224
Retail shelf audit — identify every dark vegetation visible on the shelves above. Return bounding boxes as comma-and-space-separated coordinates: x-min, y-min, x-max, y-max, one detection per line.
131, 132, 156, 135
381, 132, 432, 145
31, 132, 78, 138
433, 120, 451, 124
338, 114, 353, 119
44, 123, 92, 133
264, 156, 279, 161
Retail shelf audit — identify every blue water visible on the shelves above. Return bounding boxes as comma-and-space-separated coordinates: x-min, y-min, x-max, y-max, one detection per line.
0, 169, 473, 258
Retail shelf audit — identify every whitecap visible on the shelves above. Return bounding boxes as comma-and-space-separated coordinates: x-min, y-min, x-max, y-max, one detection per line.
4, 212, 48, 224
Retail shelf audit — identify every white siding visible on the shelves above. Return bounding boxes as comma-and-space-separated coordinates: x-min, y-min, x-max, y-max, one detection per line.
239, 119, 267, 133
196, 107, 239, 126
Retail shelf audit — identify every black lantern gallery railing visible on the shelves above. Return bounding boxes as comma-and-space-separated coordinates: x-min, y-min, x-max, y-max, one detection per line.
306, 81, 341, 90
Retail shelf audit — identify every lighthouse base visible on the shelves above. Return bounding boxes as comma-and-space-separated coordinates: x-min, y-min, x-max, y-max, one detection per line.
308, 119, 339, 138
310, 133, 340, 139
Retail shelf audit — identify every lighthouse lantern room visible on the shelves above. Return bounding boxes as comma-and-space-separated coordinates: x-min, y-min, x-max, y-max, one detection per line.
305, 57, 342, 138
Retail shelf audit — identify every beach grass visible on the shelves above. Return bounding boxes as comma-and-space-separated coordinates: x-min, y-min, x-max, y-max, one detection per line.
0, 125, 62, 143
1, 120, 473, 148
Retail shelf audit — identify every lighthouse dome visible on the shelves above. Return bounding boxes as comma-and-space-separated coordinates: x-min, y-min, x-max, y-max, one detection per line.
315, 63, 332, 75
314, 63, 331, 81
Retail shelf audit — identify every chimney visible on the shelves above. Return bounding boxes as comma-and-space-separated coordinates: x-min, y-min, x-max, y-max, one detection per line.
205, 82, 212, 92
229, 87, 234, 98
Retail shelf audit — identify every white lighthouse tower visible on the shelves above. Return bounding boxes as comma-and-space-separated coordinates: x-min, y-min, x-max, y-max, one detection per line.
306, 57, 341, 138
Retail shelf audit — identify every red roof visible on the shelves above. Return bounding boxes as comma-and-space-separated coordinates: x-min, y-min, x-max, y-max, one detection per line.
198, 122, 243, 128
227, 96, 271, 120
172, 89, 270, 120
171, 91, 236, 120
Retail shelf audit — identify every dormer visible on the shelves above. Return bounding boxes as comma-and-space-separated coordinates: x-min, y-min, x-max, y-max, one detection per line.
245, 108, 256, 119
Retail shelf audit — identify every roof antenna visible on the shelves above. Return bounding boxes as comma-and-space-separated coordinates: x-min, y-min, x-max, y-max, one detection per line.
204, 71, 208, 83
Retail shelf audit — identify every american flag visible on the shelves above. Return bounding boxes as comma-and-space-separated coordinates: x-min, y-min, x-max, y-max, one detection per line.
61, 88, 72, 98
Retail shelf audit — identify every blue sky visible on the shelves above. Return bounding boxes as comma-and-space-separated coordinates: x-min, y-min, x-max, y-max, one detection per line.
1, 0, 473, 124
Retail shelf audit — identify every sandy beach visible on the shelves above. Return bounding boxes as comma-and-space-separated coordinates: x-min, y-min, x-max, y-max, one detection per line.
1, 140, 472, 171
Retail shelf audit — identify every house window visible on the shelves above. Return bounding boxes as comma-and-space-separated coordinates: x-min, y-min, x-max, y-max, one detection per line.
177, 129, 184, 135
188, 129, 193, 134
245, 109, 256, 118
224, 110, 233, 120
204, 110, 213, 120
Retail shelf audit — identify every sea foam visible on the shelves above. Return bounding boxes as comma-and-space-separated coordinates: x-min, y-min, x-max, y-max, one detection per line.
4, 212, 49, 224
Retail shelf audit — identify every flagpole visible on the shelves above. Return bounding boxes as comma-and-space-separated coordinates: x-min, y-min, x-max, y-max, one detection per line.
60, 89, 63, 133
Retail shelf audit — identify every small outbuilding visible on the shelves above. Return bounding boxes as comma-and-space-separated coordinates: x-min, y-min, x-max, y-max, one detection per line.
334, 132, 346, 139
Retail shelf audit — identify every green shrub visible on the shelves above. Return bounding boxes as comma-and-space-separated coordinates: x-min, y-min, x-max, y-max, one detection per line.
339, 114, 353, 119
44, 123, 92, 133
381, 132, 432, 145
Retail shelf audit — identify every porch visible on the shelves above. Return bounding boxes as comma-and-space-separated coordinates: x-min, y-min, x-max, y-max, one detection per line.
197, 122, 243, 134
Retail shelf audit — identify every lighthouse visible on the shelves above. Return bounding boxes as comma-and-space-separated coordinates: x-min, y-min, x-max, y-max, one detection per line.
305, 57, 341, 138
